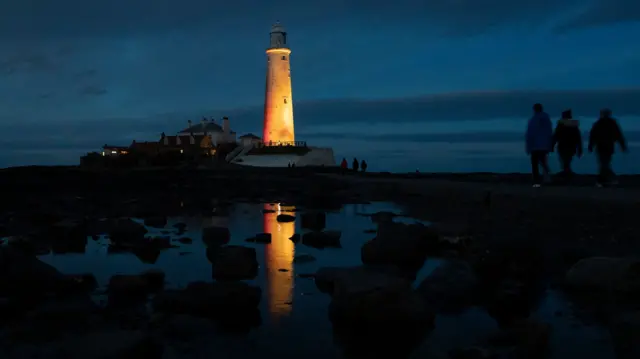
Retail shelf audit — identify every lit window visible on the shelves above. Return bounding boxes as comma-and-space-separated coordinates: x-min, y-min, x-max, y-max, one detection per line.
101, 151, 105, 156
180, 149, 184, 154
111, 150, 117, 154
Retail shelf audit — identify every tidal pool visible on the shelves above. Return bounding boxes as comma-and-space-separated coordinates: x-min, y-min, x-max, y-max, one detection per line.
34, 202, 614, 359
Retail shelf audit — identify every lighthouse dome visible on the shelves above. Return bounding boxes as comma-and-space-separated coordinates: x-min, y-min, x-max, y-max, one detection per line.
271, 22, 285, 33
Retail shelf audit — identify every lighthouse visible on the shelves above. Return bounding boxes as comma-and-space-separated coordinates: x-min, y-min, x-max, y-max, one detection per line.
263, 22, 294, 144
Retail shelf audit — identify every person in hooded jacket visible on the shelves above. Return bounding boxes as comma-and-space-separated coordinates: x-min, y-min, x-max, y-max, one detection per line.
525, 103, 553, 187
552, 109, 583, 178
340, 158, 348, 175
588, 108, 628, 186
352, 158, 359, 172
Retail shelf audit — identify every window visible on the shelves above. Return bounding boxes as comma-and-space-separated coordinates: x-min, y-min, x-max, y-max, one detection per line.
284, 99, 287, 104
282, 56, 286, 60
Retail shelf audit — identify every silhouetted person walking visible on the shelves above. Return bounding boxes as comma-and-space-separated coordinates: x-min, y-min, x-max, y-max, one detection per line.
340, 158, 347, 175
588, 108, 628, 187
525, 103, 553, 187
552, 109, 583, 179
360, 160, 368, 172
352, 158, 359, 172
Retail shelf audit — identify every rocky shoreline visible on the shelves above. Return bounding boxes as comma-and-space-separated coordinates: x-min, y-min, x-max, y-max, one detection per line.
0, 166, 639, 358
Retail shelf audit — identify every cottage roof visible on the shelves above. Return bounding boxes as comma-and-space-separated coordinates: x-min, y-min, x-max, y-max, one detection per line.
161, 134, 211, 148
130, 141, 161, 152
239, 133, 261, 139
103, 144, 129, 150
178, 122, 223, 134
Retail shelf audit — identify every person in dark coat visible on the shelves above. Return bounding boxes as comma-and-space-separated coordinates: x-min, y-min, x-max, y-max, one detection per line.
525, 103, 553, 187
340, 158, 347, 175
352, 158, 359, 172
552, 109, 583, 178
360, 160, 368, 172
588, 108, 628, 186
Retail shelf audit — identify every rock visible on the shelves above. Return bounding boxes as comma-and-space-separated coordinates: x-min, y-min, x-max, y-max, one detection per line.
172, 222, 187, 231
47, 330, 163, 359
246, 233, 272, 244
153, 281, 262, 330
152, 314, 217, 340
108, 270, 165, 306
485, 319, 551, 359
301, 211, 326, 231
289, 233, 301, 243
49, 219, 88, 253
448, 346, 498, 359
323, 266, 434, 359
0, 246, 71, 298
276, 214, 295, 223
202, 226, 230, 247
485, 280, 535, 328
361, 222, 437, 273
314, 265, 412, 296
108, 218, 148, 243
27, 296, 99, 327
293, 254, 316, 263
212, 245, 258, 280
416, 260, 478, 312
177, 237, 192, 244
370, 211, 397, 223
610, 311, 640, 359
143, 217, 167, 228
565, 257, 640, 293
302, 230, 342, 249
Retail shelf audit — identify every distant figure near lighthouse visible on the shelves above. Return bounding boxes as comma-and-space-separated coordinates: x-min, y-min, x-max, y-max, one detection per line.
263, 22, 295, 144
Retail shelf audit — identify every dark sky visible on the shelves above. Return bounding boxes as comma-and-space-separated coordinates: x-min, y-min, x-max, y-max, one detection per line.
0, 0, 639, 164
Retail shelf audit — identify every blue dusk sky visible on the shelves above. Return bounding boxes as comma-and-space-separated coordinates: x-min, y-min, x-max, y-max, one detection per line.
0, 0, 639, 170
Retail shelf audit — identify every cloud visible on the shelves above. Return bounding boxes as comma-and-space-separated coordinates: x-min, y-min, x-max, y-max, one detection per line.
555, 0, 640, 32
0, 0, 590, 40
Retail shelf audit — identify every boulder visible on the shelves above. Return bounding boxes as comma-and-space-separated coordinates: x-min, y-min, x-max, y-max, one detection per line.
289, 233, 301, 243
202, 226, 230, 247
302, 230, 342, 249
610, 311, 640, 359
369, 211, 397, 224
151, 314, 217, 340
152, 281, 262, 329
276, 214, 295, 223
565, 257, 640, 293
314, 265, 412, 296
361, 222, 437, 273
212, 245, 258, 280
47, 330, 163, 359
416, 260, 478, 312
107, 270, 165, 307
0, 247, 71, 298
301, 211, 326, 231
107, 219, 148, 243
320, 266, 434, 359
143, 217, 167, 228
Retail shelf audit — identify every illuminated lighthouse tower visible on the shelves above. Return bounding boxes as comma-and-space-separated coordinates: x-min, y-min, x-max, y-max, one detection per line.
263, 22, 294, 144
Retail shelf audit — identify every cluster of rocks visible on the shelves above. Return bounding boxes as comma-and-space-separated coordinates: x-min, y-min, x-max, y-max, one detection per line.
309, 212, 640, 359
0, 216, 264, 358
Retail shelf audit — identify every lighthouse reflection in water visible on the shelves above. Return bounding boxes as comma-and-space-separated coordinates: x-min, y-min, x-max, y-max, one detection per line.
263, 203, 296, 320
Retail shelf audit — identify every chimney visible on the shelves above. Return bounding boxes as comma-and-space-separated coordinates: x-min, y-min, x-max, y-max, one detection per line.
223, 116, 230, 135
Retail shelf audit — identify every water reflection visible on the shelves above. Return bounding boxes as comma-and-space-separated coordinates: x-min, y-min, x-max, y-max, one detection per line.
263, 203, 296, 321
